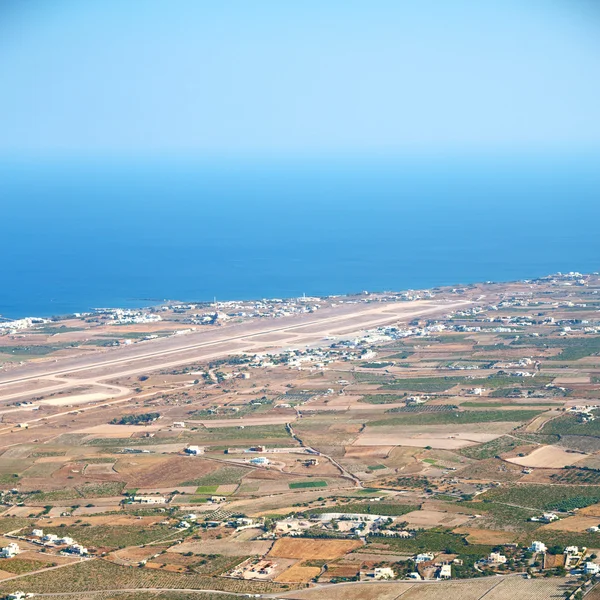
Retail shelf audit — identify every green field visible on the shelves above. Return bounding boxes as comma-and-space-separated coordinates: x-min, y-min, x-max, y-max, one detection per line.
40, 524, 173, 548
458, 500, 540, 531
549, 467, 600, 485
0, 344, 74, 356
0, 558, 51, 575
0, 555, 290, 596
180, 467, 248, 487
386, 351, 413, 359
458, 435, 524, 460
542, 414, 600, 437
195, 485, 219, 494
382, 375, 553, 393
308, 502, 413, 517
370, 409, 543, 427
358, 394, 405, 404
352, 372, 393, 384
370, 527, 493, 558
24, 481, 125, 503
479, 484, 600, 511
289, 481, 327, 489
461, 401, 557, 408
510, 335, 600, 361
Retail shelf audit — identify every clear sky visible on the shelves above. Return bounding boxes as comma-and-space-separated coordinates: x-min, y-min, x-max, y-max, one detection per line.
1, 0, 600, 158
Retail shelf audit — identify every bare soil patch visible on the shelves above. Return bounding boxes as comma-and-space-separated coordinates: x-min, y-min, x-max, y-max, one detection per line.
173, 538, 273, 557
505, 445, 587, 468
191, 415, 294, 428
402, 509, 472, 529
269, 538, 361, 560
275, 563, 321, 583
344, 446, 394, 458
540, 515, 600, 532
354, 431, 502, 449
115, 455, 217, 487
452, 527, 517, 545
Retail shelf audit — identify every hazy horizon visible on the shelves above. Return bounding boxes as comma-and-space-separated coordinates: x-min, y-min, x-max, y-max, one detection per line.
1, 0, 600, 158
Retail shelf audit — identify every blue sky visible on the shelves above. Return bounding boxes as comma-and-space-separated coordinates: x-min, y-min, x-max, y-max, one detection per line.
1, 0, 600, 157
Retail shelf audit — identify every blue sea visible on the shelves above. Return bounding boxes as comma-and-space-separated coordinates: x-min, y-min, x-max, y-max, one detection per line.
1, 155, 599, 319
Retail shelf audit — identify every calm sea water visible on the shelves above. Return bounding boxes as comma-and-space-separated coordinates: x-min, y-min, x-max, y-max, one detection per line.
1, 156, 599, 319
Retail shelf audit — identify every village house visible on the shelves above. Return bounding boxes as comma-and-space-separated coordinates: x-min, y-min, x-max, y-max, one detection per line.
374, 567, 395, 579
66, 543, 88, 555
414, 552, 435, 563
0, 543, 20, 558
133, 495, 166, 504
529, 541, 547, 553
486, 552, 507, 565
584, 562, 600, 575
437, 564, 452, 579
42, 534, 59, 544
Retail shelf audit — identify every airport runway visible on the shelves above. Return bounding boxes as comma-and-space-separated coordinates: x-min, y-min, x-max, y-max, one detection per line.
0, 299, 470, 404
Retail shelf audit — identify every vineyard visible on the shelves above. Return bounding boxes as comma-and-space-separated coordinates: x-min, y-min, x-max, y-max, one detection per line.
0, 559, 299, 596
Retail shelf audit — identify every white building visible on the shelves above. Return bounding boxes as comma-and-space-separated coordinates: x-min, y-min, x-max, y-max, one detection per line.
185, 445, 204, 455
373, 567, 395, 579
0, 543, 20, 558
584, 562, 600, 575
249, 456, 270, 466
487, 552, 507, 564
133, 495, 166, 504
32, 528, 44, 538
437, 564, 451, 579
469, 388, 486, 396
43, 534, 58, 544
414, 552, 435, 563
529, 541, 547, 553
66, 544, 87, 555
59, 536, 74, 546
173, 421, 186, 428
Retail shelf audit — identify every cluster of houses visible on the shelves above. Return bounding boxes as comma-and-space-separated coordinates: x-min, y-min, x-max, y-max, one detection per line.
409, 553, 454, 580
175, 512, 202, 530
228, 557, 278, 580
182, 297, 323, 327
0, 317, 49, 334
25, 529, 88, 556
273, 513, 411, 540
101, 308, 163, 325
528, 541, 597, 573
568, 405, 600, 422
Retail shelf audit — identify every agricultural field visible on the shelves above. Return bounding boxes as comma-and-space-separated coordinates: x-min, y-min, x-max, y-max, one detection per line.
269, 538, 362, 560
1, 275, 600, 596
